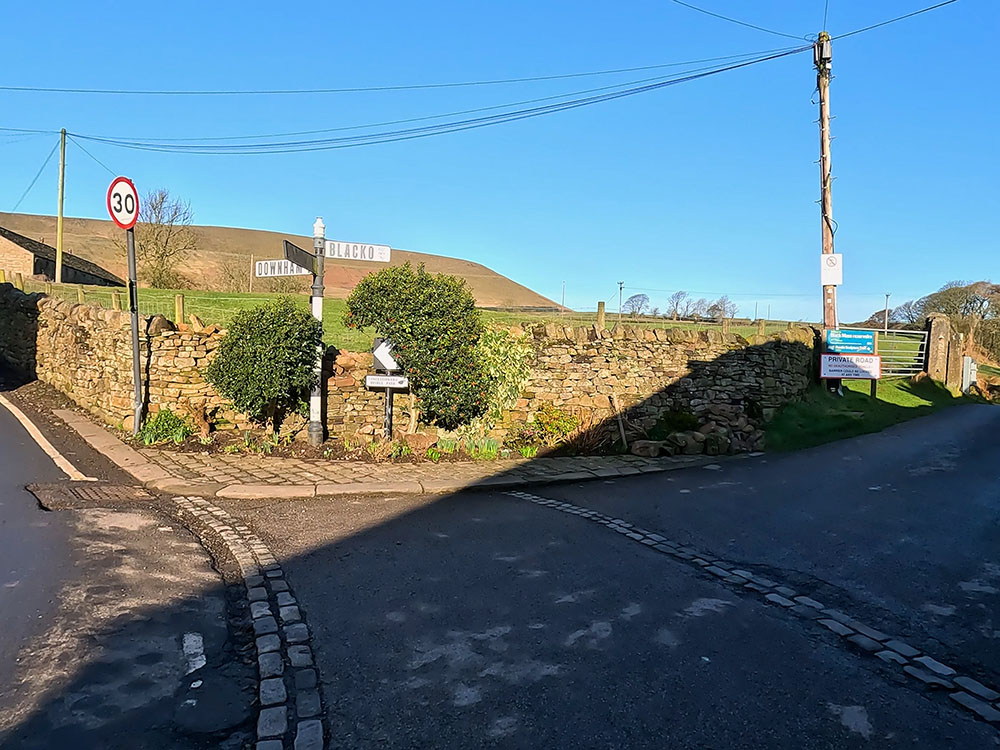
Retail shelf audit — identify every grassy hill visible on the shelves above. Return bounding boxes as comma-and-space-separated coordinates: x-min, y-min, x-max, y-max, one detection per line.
0, 211, 559, 310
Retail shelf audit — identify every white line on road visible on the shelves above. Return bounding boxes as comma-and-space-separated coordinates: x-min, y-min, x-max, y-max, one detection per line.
0, 393, 96, 481
182, 632, 206, 674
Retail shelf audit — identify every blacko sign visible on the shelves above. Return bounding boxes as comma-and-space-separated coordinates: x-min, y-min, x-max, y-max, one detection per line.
106, 177, 139, 230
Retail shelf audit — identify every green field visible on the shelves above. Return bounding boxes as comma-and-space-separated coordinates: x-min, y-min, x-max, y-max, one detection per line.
22, 281, 795, 352
765, 377, 981, 451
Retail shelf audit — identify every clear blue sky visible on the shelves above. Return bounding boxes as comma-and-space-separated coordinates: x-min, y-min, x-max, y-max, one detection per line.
1, 1, 995, 322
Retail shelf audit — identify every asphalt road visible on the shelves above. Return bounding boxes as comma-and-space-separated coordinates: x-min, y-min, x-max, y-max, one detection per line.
0, 406, 73, 693
223, 404, 1000, 748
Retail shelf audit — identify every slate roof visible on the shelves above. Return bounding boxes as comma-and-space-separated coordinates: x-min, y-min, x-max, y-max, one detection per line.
0, 225, 124, 285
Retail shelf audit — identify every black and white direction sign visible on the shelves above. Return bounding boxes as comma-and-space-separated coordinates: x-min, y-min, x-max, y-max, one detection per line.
255, 259, 311, 277
366, 374, 409, 389
373, 339, 401, 372
325, 240, 391, 263
283, 240, 317, 274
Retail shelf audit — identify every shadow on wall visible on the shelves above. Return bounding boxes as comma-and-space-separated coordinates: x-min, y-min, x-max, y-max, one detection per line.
0, 285, 40, 387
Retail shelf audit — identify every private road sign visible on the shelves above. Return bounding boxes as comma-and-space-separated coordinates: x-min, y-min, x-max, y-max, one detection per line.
820, 353, 881, 380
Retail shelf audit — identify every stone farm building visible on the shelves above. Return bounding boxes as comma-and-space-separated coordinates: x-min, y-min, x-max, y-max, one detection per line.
0, 225, 123, 287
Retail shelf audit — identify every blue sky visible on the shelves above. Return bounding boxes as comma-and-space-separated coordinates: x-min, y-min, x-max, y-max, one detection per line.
1, 1, 995, 321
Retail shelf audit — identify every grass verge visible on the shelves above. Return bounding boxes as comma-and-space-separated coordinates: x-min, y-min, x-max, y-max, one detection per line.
765, 377, 986, 451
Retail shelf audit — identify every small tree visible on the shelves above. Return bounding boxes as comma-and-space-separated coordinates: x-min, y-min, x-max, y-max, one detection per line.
707, 295, 738, 321
205, 298, 322, 430
124, 188, 197, 288
622, 293, 649, 316
344, 264, 487, 429
667, 291, 688, 320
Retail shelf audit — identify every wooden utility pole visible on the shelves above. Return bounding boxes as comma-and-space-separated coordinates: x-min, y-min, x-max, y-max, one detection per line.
815, 33, 837, 330
618, 281, 624, 324
56, 128, 67, 284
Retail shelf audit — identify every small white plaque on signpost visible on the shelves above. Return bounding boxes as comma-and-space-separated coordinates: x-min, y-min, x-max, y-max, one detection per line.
366, 375, 409, 389
820, 353, 881, 380
821, 253, 843, 286
325, 240, 391, 263
255, 259, 312, 277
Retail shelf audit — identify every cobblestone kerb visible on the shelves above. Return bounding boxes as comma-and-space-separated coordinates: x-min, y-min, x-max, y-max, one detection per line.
173, 496, 326, 750
505, 490, 1000, 729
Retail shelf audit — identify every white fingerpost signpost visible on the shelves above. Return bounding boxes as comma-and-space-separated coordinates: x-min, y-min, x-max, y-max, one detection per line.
308, 218, 326, 447
107, 176, 142, 435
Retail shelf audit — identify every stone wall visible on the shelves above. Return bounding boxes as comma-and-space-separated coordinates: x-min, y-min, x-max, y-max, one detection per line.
0, 284, 249, 431
0, 282, 817, 453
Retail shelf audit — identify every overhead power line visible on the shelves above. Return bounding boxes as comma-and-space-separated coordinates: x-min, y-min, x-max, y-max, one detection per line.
71, 48, 809, 155
68, 135, 116, 176
667, 0, 807, 41
833, 0, 960, 40
0, 47, 800, 96
11, 139, 59, 211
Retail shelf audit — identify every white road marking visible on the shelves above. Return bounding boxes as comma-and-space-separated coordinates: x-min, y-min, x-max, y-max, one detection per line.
0, 393, 96, 481
827, 704, 874, 739
182, 632, 206, 674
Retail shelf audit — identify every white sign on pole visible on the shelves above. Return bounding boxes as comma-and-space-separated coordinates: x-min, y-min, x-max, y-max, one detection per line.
821, 253, 843, 286
325, 240, 391, 263
366, 375, 409, 389
820, 353, 881, 380
373, 339, 400, 372
254, 259, 312, 277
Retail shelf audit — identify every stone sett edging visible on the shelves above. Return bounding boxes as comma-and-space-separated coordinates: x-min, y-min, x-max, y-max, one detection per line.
173, 496, 325, 750
53, 408, 729, 499
505, 490, 1000, 729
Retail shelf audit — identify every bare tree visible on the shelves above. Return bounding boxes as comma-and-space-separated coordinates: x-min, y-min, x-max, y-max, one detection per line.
682, 297, 709, 319
650, 306, 660, 317
119, 189, 197, 288
707, 295, 738, 321
892, 300, 922, 325
217, 256, 251, 292
622, 293, 650, 316
667, 291, 688, 320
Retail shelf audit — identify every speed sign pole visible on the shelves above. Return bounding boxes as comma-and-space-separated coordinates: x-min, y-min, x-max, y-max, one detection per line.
107, 177, 143, 435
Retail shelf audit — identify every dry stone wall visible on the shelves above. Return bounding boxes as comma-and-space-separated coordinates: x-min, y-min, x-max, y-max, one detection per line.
0, 282, 817, 454
0, 284, 250, 431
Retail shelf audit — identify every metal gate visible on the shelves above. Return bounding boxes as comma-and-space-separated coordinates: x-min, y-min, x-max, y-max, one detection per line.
842, 328, 928, 377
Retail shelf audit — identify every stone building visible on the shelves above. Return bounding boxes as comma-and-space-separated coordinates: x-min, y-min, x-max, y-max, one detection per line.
0, 225, 124, 286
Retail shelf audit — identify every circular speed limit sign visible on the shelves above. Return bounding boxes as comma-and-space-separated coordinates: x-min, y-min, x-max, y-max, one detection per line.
106, 176, 139, 230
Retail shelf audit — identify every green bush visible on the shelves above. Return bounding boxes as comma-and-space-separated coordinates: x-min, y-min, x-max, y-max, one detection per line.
343, 263, 487, 429
506, 405, 580, 448
205, 297, 323, 429
137, 409, 192, 445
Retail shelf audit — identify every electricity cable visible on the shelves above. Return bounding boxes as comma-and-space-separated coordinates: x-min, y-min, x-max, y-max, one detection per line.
667, 0, 808, 40
67, 135, 117, 176
833, 0, 959, 40
11, 139, 59, 211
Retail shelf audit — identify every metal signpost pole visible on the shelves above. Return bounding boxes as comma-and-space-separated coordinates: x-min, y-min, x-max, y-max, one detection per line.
384, 388, 393, 439
308, 218, 326, 447
126, 227, 142, 435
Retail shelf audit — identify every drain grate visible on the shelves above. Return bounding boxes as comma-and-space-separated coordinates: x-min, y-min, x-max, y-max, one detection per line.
27, 482, 155, 510
70, 485, 154, 502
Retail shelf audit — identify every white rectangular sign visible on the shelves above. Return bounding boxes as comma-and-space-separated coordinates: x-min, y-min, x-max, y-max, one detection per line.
821, 253, 843, 286
366, 375, 409, 389
325, 240, 391, 263
820, 353, 881, 380
255, 259, 311, 277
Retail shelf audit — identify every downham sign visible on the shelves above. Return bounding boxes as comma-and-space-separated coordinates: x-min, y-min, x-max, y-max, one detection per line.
820, 353, 881, 380
254, 259, 311, 277
325, 240, 391, 263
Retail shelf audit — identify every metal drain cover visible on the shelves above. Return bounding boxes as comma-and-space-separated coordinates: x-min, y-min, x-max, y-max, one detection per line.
27, 483, 155, 510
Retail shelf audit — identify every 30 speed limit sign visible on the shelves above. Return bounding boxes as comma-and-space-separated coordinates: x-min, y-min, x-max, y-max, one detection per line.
107, 176, 139, 230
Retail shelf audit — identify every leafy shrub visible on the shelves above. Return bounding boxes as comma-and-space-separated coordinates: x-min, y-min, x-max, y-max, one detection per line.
137, 409, 192, 445
343, 263, 487, 430
506, 405, 580, 448
205, 298, 322, 429
476, 327, 534, 425
467, 438, 500, 461
426, 447, 442, 462
518, 445, 538, 459
647, 409, 700, 440
437, 437, 458, 454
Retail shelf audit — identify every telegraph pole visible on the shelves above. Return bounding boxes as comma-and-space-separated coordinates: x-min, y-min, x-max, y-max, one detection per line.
56, 128, 66, 284
815, 32, 836, 330
618, 281, 624, 323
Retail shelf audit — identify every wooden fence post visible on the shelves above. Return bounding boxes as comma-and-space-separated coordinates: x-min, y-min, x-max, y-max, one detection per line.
722, 318, 731, 335
77, 285, 85, 303
112, 291, 123, 310
757, 318, 766, 337
0, 270, 6, 284
596, 301, 606, 330
44, 282, 53, 295
174, 294, 185, 324
13, 273, 23, 291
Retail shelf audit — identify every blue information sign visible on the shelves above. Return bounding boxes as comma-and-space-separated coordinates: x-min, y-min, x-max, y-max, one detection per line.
826, 329, 876, 354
